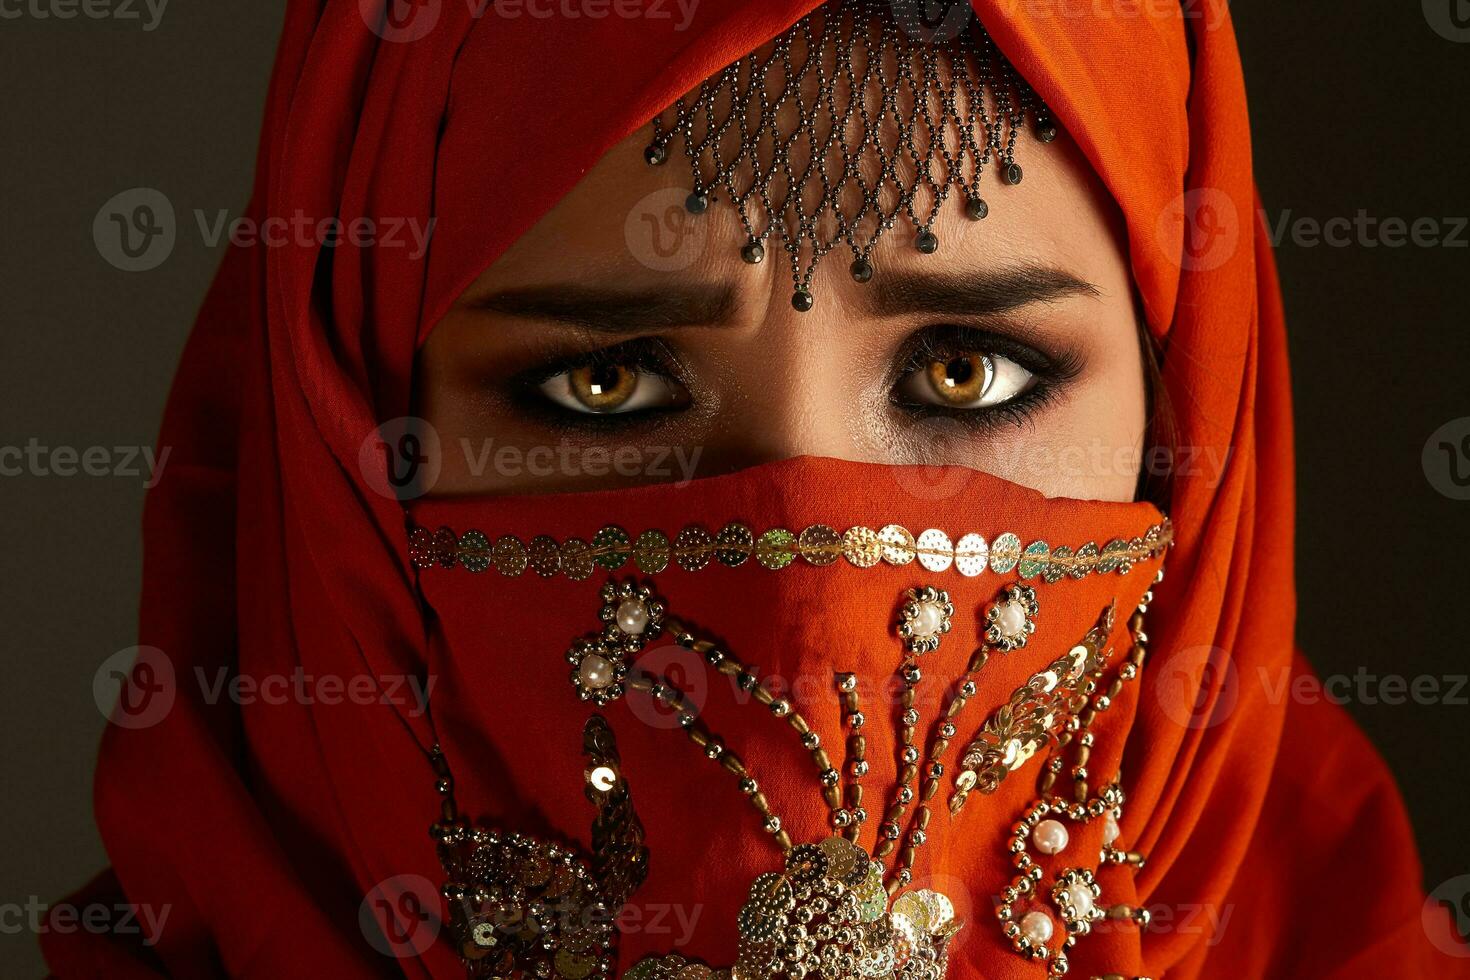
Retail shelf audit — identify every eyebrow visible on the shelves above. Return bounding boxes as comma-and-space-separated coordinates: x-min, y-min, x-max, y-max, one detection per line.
869, 265, 1101, 317
468, 264, 1097, 332
469, 284, 735, 332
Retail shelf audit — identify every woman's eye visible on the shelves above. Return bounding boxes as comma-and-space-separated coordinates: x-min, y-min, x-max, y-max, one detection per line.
896, 352, 1037, 409
538, 362, 688, 415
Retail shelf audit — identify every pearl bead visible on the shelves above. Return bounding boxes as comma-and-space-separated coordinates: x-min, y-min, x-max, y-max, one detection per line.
1102, 812, 1120, 846
911, 600, 944, 637
616, 598, 650, 635
1020, 910, 1054, 944
578, 654, 614, 690
1032, 819, 1069, 855
1065, 883, 1094, 918
995, 601, 1026, 637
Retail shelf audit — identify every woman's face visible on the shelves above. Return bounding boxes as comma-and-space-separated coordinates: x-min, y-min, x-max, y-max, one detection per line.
418, 125, 1147, 502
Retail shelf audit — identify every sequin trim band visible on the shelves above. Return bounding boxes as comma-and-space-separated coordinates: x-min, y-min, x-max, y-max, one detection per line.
407, 519, 1172, 583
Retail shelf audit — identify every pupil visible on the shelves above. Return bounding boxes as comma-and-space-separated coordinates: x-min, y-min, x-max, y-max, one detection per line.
943, 357, 974, 388
587, 364, 623, 396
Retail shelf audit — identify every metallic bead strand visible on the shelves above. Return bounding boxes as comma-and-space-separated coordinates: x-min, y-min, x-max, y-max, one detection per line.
835, 672, 869, 842
624, 669, 795, 854
666, 619, 843, 820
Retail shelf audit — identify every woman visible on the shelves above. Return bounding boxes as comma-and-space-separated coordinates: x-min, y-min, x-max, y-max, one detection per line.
44, 1, 1464, 977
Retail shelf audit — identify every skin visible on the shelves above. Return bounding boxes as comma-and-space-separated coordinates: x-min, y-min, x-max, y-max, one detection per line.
417, 119, 1147, 502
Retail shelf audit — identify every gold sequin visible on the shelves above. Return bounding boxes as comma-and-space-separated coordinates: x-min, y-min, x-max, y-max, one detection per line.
635, 529, 671, 574
592, 525, 630, 571
528, 534, 561, 578
674, 525, 714, 572
715, 522, 754, 567
798, 524, 842, 566
561, 538, 594, 581
409, 519, 1173, 585
878, 524, 916, 566
756, 528, 796, 570
459, 530, 492, 573
842, 525, 882, 568
492, 535, 527, 577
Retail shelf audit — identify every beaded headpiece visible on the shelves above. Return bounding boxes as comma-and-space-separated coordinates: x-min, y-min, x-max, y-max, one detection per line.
642, 0, 1057, 311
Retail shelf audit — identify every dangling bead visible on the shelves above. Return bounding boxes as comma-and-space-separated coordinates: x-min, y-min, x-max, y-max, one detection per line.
644, 144, 668, 165
850, 257, 874, 282
685, 191, 709, 214
966, 196, 989, 220
791, 289, 815, 312
915, 230, 939, 254
1004, 163, 1024, 186
740, 241, 766, 264
1036, 118, 1058, 143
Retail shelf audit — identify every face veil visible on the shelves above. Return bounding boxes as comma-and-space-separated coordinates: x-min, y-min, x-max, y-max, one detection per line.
45, 1, 1457, 979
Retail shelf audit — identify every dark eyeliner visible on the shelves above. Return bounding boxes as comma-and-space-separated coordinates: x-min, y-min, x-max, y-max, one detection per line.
889, 325, 1082, 431
506, 337, 690, 431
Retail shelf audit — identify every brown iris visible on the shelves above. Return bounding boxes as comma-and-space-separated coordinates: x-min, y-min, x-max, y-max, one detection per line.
925, 354, 994, 406
568, 363, 639, 412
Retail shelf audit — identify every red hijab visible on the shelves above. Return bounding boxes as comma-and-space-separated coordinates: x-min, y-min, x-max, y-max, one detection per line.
45, 1, 1464, 977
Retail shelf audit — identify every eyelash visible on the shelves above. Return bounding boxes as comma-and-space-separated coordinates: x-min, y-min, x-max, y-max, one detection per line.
509, 339, 688, 433
888, 326, 1081, 434
509, 327, 1079, 432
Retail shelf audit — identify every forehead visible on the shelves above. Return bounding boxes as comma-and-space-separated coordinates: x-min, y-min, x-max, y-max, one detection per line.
479, 125, 1131, 308
475, 4, 1131, 305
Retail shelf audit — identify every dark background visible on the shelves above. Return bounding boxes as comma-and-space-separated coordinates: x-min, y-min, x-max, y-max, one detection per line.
2, 3, 1467, 974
